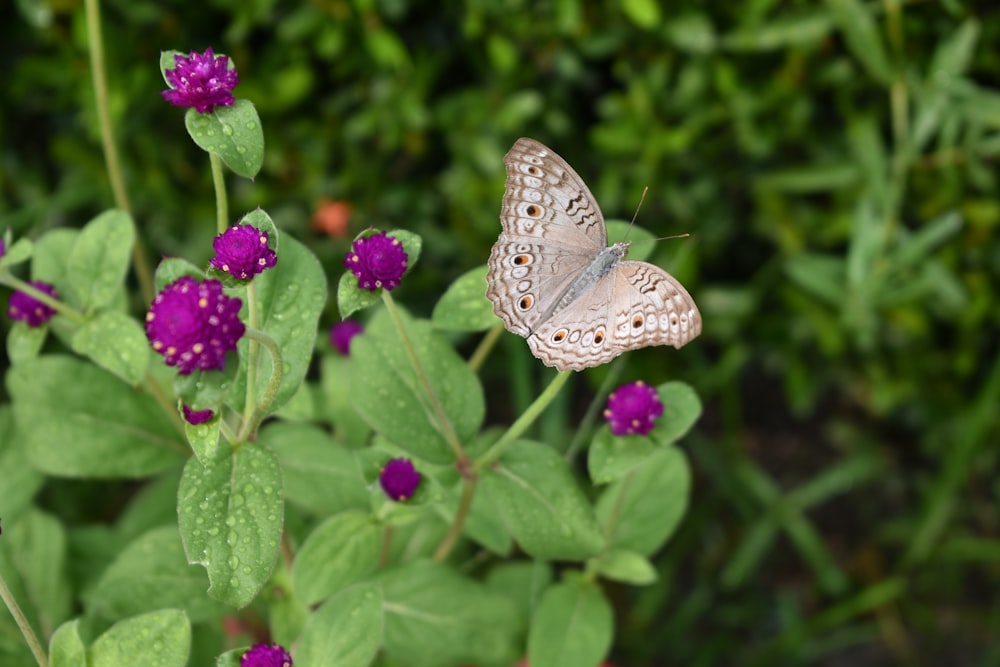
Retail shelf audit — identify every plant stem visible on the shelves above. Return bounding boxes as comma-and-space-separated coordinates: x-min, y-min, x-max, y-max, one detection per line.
83, 0, 154, 304
476, 369, 572, 470
468, 323, 504, 373
0, 572, 49, 667
434, 477, 477, 562
381, 291, 466, 461
211, 153, 229, 234
237, 327, 284, 442
0, 275, 84, 325
241, 281, 260, 433
564, 357, 625, 462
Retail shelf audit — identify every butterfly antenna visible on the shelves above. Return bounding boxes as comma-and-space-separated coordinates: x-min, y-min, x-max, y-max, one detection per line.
623, 187, 649, 241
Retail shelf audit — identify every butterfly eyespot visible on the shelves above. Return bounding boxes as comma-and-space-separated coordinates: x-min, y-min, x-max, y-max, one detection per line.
512, 254, 533, 266
527, 165, 540, 175
518, 295, 534, 310
525, 205, 540, 217
552, 329, 568, 343
632, 315, 644, 329
593, 330, 605, 344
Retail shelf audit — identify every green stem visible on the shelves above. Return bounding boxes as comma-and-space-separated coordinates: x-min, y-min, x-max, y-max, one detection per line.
476, 370, 573, 470
0, 275, 84, 325
83, 0, 154, 304
237, 327, 284, 442
468, 323, 504, 373
381, 291, 467, 461
434, 476, 477, 562
0, 571, 49, 667
142, 372, 186, 438
241, 281, 260, 430
210, 153, 229, 235
564, 357, 625, 463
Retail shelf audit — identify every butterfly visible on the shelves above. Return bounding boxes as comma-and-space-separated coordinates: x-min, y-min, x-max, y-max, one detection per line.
485, 137, 701, 372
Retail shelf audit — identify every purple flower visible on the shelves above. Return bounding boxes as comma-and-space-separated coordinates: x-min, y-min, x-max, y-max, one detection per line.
603, 381, 664, 436
344, 231, 408, 292
0, 238, 6, 260
241, 643, 292, 667
182, 404, 215, 425
379, 458, 421, 501
329, 320, 364, 356
161, 47, 239, 113
210, 225, 277, 280
145, 276, 245, 375
7, 281, 58, 327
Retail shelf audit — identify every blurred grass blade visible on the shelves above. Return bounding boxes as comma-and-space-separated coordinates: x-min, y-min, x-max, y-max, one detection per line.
825, 0, 893, 84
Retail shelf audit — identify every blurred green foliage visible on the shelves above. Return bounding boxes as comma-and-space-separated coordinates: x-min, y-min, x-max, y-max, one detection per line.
3, 0, 1000, 664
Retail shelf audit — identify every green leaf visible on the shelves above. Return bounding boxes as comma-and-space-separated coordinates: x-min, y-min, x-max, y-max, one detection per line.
0, 237, 33, 269
258, 421, 369, 515
0, 509, 72, 634
722, 10, 832, 51
87, 609, 191, 667
436, 478, 512, 555
320, 354, 373, 446
6, 320, 47, 365
31, 228, 77, 289
215, 649, 243, 667
70, 311, 150, 386
527, 577, 613, 667
7, 355, 185, 477
622, 0, 661, 30
153, 257, 204, 292
184, 410, 223, 463
431, 264, 497, 332
656, 381, 703, 442
594, 549, 658, 585
596, 447, 690, 556
177, 442, 283, 608
229, 236, 327, 416
185, 99, 264, 179
66, 209, 134, 312
338, 271, 382, 319
0, 406, 43, 519
825, 0, 893, 83
49, 619, 86, 667
378, 560, 522, 667
784, 253, 845, 305
295, 582, 383, 667
350, 307, 485, 464
481, 440, 604, 560
485, 560, 553, 621
292, 511, 380, 605
588, 430, 656, 485
86, 526, 228, 624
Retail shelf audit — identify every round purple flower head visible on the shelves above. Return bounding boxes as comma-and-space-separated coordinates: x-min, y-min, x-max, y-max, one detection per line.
604, 381, 664, 436
0, 238, 6, 260
182, 404, 215, 425
241, 643, 292, 667
145, 276, 245, 375
329, 320, 364, 356
162, 47, 239, 114
210, 225, 277, 280
344, 231, 408, 292
7, 281, 58, 327
379, 458, 421, 502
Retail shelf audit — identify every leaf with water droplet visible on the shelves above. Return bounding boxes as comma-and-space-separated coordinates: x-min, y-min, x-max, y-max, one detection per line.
177, 443, 283, 608
88, 609, 191, 667
296, 582, 383, 667
184, 99, 264, 178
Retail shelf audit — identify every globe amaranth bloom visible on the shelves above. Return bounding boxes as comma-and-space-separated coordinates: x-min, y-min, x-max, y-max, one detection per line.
241, 643, 292, 667
162, 47, 239, 113
210, 225, 277, 280
344, 231, 408, 291
603, 381, 664, 436
0, 238, 6, 260
182, 404, 215, 425
145, 276, 245, 375
7, 281, 58, 327
379, 458, 421, 501
329, 320, 364, 356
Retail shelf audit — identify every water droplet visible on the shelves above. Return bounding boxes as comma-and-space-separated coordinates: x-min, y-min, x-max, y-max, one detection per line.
228, 555, 240, 569
246, 121, 257, 130
221, 124, 234, 136
230, 576, 240, 588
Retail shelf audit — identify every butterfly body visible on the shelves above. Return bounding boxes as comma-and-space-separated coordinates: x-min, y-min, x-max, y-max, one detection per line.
486, 138, 701, 372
